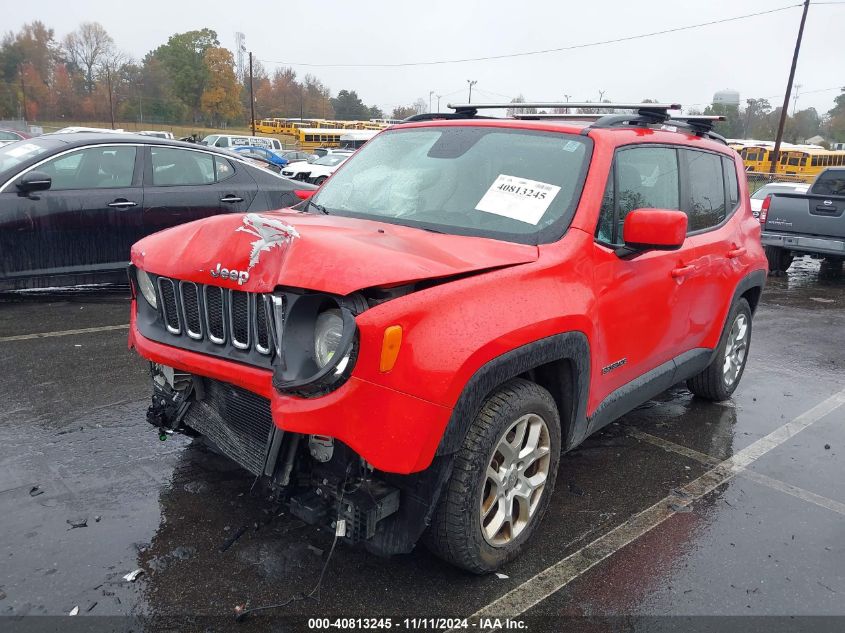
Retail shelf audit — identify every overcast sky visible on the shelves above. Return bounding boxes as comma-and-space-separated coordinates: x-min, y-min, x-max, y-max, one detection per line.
9, 0, 845, 116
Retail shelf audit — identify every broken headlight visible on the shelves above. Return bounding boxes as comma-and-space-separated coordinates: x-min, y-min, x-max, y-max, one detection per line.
136, 268, 158, 309
273, 294, 359, 397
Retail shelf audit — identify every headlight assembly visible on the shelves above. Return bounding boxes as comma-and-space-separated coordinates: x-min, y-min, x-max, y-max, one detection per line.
136, 269, 158, 309
314, 309, 343, 367
272, 295, 360, 397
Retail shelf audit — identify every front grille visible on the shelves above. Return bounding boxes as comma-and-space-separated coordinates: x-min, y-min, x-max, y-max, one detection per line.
184, 378, 275, 475
158, 278, 180, 334
151, 275, 279, 365
180, 282, 202, 339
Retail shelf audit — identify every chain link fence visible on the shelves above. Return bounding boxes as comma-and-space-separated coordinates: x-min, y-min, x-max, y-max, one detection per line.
744, 170, 808, 194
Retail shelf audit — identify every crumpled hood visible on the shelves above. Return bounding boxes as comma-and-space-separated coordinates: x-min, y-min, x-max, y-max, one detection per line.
131, 210, 538, 295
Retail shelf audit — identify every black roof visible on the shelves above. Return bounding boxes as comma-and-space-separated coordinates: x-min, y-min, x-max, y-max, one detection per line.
40, 132, 219, 152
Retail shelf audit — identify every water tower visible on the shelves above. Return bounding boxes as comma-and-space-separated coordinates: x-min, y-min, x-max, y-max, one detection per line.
713, 89, 740, 107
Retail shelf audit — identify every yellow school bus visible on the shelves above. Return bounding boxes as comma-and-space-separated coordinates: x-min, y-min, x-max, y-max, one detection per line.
739, 146, 774, 173
295, 128, 349, 151
255, 118, 281, 134
779, 148, 845, 181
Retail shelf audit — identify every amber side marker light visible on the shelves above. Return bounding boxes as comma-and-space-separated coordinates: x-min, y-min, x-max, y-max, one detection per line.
380, 325, 403, 372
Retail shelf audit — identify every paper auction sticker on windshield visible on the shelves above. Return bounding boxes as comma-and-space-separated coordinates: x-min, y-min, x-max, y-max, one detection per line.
475, 175, 560, 225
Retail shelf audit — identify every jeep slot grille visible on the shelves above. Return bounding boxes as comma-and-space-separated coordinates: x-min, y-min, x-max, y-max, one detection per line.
158, 278, 180, 334
151, 275, 277, 364
180, 282, 202, 339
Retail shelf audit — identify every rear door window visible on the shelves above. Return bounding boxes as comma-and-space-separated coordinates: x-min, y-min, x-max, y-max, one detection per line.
684, 149, 726, 231
150, 148, 215, 186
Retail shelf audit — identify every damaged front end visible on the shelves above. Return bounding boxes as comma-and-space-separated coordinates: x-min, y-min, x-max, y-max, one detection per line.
144, 358, 450, 555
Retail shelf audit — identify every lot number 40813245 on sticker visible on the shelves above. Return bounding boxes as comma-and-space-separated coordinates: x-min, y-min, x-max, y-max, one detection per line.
475, 174, 561, 225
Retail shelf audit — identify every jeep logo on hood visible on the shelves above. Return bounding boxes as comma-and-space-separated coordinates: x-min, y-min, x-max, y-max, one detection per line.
210, 263, 250, 285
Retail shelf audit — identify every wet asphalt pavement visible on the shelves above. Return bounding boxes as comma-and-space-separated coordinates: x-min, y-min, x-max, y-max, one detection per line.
0, 258, 843, 631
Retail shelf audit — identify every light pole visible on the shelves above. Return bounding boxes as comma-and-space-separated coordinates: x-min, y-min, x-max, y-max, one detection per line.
563, 93, 571, 114
467, 80, 477, 104
429, 90, 434, 113
436, 94, 442, 113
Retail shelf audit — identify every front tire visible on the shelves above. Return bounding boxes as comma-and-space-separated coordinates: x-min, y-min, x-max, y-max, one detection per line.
687, 298, 752, 401
764, 245, 793, 273
425, 379, 561, 573
313, 176, 327, 185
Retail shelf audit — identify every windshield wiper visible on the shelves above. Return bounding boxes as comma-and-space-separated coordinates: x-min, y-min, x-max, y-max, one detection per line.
301, 199, 329, 215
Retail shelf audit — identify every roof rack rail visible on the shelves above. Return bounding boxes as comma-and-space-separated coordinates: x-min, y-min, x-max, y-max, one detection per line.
511, 113, 606, 120
447, 102, 682, 112
448, 102, 681, 125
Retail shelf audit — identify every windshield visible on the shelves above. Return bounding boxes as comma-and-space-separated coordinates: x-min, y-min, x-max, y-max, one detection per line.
0, 138, 65, 180
314, 155, 347, 167
311, 126, 591, 244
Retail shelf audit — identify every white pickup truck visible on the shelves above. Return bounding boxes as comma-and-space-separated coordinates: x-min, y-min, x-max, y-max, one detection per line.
760, 167, 845, 272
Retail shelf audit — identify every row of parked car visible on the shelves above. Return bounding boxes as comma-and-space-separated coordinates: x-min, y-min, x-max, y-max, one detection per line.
0, 130, 323, 291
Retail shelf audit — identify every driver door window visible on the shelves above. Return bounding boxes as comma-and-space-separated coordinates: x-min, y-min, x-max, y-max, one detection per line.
595, 147, 680, 246
39, 146, 137, 190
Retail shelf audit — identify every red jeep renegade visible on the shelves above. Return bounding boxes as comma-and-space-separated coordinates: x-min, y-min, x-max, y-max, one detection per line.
129, 103, 767, 572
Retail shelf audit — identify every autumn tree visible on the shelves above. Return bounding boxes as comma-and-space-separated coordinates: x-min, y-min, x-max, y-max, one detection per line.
151, 29, 219, 121
200, 47, 242, 126
391, 105, 415, 119
63, 22, 114, 94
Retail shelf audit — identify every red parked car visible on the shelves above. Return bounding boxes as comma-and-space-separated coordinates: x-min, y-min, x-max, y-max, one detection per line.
0, 128, 32, 147
128, 103, 767, 572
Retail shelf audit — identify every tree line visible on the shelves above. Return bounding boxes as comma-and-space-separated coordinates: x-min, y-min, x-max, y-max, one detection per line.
505, 92, 845, 145
1, 20, 843, 143
0, 21, 408, 128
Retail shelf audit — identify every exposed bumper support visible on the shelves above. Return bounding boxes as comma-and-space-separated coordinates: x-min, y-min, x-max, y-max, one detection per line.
130, 306, 453, 474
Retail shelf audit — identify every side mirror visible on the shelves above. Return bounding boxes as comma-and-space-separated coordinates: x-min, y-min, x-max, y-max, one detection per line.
306, 156, 317, 164
620, 208, 687, 255
17, 171, 52, 193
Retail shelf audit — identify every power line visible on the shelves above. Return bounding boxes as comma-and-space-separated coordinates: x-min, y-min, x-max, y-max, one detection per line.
258, 4, 802, 68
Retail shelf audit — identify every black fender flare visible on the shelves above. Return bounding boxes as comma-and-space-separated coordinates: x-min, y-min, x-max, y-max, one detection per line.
436, 331, 591, 456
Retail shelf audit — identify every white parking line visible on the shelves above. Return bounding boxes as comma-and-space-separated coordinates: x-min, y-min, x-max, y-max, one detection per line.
630, 429, 845, 517
461, 387, 845, 629
0, 324, 129, 343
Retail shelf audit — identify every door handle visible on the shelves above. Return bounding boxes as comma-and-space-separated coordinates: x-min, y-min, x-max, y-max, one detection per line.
107, 199, 137, 208
670, 264, 696, 278
727, 247, 747, 259
220, 195, 244, 203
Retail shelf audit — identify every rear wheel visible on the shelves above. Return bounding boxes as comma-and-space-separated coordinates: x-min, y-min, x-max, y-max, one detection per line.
425, 379, 561, 573
687, 298, 752, 401
764, 245, 793, 273
313, 176, 327, 185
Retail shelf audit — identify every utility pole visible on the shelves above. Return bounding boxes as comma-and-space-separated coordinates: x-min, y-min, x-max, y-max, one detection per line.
770, 0, 810, 174
467, 79, 477, 104
138, 83, 143, 125
18, 64, 27, 122
249, 52, 256, 136
106, 66, 115, 129
436, 94, 442, 113
429, 90, 434, 113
